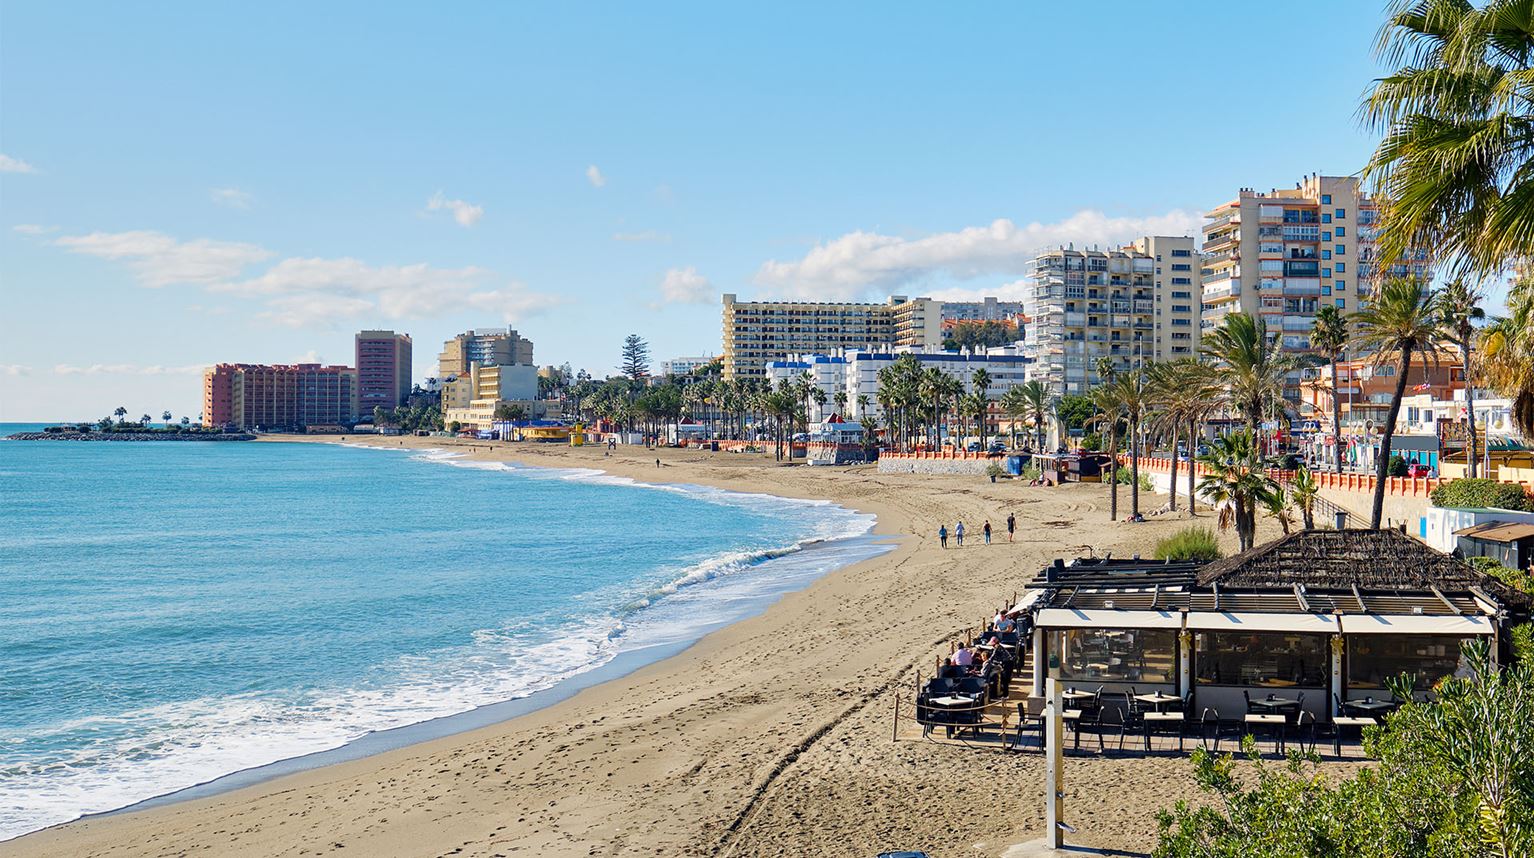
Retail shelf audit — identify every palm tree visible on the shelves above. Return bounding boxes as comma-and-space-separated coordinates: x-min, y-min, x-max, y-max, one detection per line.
1007, 380, 1050, 451
1095, 355, 1116, 386
833, 389, 848, 420
1291, 465, 1320, 530
113, 406, 127, 424
1148, 359, 1218, 514
1481, 280, 1534, 436
1196, 431, 1280, 552
921, 367, 947, 449
1088, 382, 1125, 522
1362, 0, 1534, 278
970, 368, 993, 449
1438, 279, 1487, 477
1113, 369, 1154, 518
161, 410, 173, 426
1262, 486, 1294, 536
1351, 277, 1443, 529
1201, 313, 1304, 446
1309, 305, 1350, 475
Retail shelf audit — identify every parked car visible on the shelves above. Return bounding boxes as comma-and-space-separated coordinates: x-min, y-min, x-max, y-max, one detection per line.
1406, 463, 1434, 478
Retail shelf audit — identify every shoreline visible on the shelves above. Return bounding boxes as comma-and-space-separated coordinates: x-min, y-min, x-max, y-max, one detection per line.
3, 436, 1273, 857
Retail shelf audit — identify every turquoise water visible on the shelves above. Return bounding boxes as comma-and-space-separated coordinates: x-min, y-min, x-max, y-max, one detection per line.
0, 431, 883, 839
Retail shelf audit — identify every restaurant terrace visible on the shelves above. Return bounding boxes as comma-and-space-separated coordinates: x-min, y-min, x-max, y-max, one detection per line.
902, 528, 1528, 755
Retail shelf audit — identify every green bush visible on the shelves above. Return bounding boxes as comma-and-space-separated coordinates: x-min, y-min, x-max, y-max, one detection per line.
1138, 472, 1155, 493
1388, 454, 1411, 477
1081, 432, 1102, 451
984, 462, 1005, 479
1154, 526, 1222, 562
1019, 465, 1041, 482
1429, 478, 1534, 511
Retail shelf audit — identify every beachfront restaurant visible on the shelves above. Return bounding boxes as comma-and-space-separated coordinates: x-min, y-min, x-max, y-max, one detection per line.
1025, 529, 1523, 725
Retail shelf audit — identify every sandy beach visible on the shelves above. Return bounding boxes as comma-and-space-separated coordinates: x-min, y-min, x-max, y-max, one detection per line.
5, 438, 1286, 858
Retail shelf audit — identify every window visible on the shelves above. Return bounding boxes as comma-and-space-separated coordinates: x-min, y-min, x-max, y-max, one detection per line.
1322, 250, 1332, 260
1322, 213, 1332, 224
1348, 635, 1472, 691
1172, 318, 1192, 326
1336, 280, 1346, 291
1050, 628, 1177, 684
1336, 226, 1346, 237
1171, 249, 1192, 257
1322, 267, 1332, 278
1172, 304, 1191, 313
1336, 298, 1346, 308
1322, 231, 1331, 242
1171, 277, 1192, 286
1335, 244, 1345, 255
1335, 208, 1347, 219
1335, 262, 1346, 273
1195, 632, 1329, 687
1321, 194, 1332, 205
1322, 286, 1332, 296
1172, 263, 1191, 272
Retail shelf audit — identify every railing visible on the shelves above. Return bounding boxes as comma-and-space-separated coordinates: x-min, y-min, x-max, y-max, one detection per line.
880, 451, 1002, 461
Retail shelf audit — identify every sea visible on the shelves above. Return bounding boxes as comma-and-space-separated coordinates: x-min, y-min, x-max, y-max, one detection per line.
0, 425, 887, 841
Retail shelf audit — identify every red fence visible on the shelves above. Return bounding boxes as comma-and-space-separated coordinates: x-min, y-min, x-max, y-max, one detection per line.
1132, 455, 1449, 499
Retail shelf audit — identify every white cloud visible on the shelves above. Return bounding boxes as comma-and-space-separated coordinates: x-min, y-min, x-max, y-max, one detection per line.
463, 284, 566, 322
753, 209, 1203, 299
0, 154, 36, 174
658, 266, 713, 305
12, 224, 57, 235
53, 364, 203, 376
612, 230, 670, 243
55, 230, 273, 287
0, 364, 32, 376
426, 192, 484, 227
210, 187, 253, 209
586, 165, 606, 188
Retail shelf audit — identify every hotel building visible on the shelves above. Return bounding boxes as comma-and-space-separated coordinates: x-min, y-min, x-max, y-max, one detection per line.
441, 363, 541, 429
436, 327, 535, 379
355, 330, 413, 415
1025, 235, 1200, 396
1201, 174, 1430, 390
660, 355, 718, 377
203, 363, 359, 430
724, 294, 1030, 380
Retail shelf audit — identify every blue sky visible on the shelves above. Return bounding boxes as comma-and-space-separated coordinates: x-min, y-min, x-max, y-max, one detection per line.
2, 1, 1407, 421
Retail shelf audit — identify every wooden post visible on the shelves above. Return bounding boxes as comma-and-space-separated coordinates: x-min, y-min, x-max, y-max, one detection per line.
892, 696, 901, 742
1045, 676, 1066, 848
1032, 625, 1047, 697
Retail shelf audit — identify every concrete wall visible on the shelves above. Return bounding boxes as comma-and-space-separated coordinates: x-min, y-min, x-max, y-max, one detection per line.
877, 453, 994, 476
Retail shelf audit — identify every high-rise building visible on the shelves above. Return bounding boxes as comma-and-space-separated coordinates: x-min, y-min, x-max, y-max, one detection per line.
659, 355, 717, 377
720, 294, 944, 380
436, 327, 535, 379
938, 297, 1028, 324
1024, 235, 1199, 396
202, 363, 359, 429
1201, 174, 1430, 399
440, 363, 541, 429
355, 330, 413, 414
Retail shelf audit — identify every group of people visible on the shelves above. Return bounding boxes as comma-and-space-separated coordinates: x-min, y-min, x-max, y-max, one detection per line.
937, 512, 1016, 548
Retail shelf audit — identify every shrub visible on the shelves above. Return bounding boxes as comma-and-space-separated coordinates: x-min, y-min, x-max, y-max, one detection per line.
1138, 472, 1155, 493
1019, 465, 1041, 482
1388, 454, 1411, 477
1081, 432, 1102, 451
1429, 478, 1534, 512
984, 462, 1005, 480
1154, 526, 1222, 562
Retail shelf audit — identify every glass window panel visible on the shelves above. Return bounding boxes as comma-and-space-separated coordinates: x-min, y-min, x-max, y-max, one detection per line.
1049, 628, 1176, 683
1347, 635, 1472, 689
1195, 632, 1328, 687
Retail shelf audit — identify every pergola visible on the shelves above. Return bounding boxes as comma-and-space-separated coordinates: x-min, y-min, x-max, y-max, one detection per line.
1025, 529, 1525, 720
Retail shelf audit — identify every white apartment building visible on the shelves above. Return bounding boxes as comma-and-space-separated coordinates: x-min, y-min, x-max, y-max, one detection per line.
1025, 235, 1199, 396
721, 293, 1028, 380
659, 355, 717, 377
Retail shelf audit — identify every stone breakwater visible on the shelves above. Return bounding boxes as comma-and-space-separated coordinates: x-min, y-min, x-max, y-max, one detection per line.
6, 431, 255, 442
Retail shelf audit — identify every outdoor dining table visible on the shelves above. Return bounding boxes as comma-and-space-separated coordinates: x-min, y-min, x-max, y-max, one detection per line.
1343, 698, 1397, 721
1061, 689, 1096, 704
1134, 692, 1181, 713
929, 695, 978, 708
1248, 695, 1299, 714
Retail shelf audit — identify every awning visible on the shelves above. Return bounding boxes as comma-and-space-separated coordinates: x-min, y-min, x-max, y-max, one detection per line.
1339, 614, 1493, 635
1454, 522, 1534, 543
1186, 612, 1340, 633
1035, 608, 1183, 629
1008, 589, 1045, 616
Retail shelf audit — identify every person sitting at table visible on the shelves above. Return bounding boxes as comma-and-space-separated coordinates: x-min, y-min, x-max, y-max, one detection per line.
953, 643, 975, 668
938, 657, 965, 679
994, 613, 1016, 634
968, 649, 989, 675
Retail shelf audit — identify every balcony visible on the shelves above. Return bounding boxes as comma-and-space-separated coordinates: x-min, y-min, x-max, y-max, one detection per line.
1203, 279, 1242, 301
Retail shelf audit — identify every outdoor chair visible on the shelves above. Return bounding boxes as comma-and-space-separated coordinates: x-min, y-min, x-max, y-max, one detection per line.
1063, 706, 1094, 751
1196, 707, 1224, 752
1094, 705, 1130, 754
1292, 710, 1318, 755
1331, 693, 1376, 756
1010, 698, 1046, 752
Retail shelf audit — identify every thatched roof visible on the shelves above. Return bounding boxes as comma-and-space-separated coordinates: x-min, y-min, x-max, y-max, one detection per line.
1197, 529, 1512, 599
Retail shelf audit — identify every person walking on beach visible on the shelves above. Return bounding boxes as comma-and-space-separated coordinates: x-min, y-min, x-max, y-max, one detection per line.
955, 521, 965, 547
1006, 513, 1016, 542
983, 520, 992, 545
938, 524, 948, 548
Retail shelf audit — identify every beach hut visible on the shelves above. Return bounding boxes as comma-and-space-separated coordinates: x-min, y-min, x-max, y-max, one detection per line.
1455, 522, 1534, 572
1025, 529, 1526, 722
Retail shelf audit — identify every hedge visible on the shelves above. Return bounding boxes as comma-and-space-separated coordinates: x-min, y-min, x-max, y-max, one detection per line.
1429, 478, 1534, 512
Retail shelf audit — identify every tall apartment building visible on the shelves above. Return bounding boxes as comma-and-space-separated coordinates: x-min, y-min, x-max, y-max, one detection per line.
721, 294, 954, 380
1201, 175, 1432, 345
440, 363, 540, 429
436, 327, 535, 379
1201, 173, 1430, 398
1025, 235, 1200, 396
939, 296, 1027, 323
202, 363, 359, 430
355, 330, 413, 415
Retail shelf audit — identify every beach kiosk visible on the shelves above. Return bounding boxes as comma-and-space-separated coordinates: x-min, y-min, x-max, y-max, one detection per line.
1025, 529, 1525, 722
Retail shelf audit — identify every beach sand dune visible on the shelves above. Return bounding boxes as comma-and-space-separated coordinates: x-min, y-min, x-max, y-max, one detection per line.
4, 438, 1289, 858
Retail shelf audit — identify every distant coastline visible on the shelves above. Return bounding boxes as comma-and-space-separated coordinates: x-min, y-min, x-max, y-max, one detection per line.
5, 431, 255, 442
